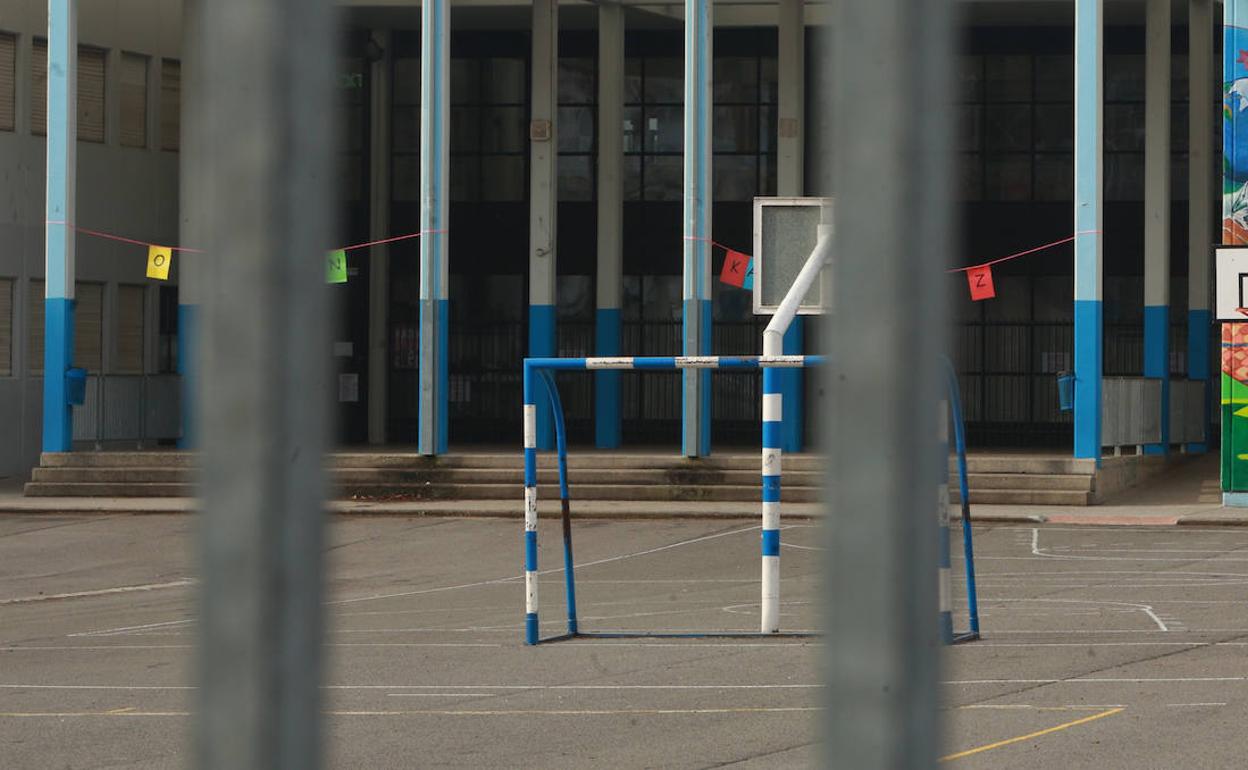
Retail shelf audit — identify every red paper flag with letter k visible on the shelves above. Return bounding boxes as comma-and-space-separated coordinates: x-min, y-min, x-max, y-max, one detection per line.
720, 250, 751, 289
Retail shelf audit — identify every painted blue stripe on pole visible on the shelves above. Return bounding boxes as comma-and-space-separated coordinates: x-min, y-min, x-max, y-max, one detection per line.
636, 357, 678, 369
525, 530, 538, 571
762, 477, 781, 503
594, 308, 622, 448
530, 304, 556, 450
780, 319, 804, 452
1188, 308, 1211, 453
525, 612, 538, 646
761, 529, 780, 557
1142, 304, 1169, 455
437, 298, 450, 453
762, 421, 783, 449
42, 297, 74, 452
524, 453, 537, 486
1074, 299, 1103, 460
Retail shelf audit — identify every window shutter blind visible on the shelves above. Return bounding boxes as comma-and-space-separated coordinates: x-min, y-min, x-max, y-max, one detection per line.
77, 46, 105, 143
0, 278, 12, 376
116, 285, 145, 374
160, 58, 179, 151
0, 33, 15, 132
74, 282, 103, 372
120, 52, 147, 148
32, 39, 46, 136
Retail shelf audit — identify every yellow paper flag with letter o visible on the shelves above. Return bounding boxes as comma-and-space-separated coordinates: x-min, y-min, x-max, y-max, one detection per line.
147, 245, 172, 281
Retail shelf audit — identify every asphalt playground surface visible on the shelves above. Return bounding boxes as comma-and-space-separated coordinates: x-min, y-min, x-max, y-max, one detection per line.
1, 514, 1247, 768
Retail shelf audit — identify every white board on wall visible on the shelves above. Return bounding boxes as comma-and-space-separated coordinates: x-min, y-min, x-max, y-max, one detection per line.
1215, 246, 1248, 321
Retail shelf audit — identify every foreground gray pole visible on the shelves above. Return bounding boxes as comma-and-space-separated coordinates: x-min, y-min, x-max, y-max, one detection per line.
823, 0, 952, 766
193, 0, 335, 767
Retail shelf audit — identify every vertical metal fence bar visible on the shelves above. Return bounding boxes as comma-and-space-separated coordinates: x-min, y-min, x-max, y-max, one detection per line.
824, 0, 951, 765
193, 0, 335, 767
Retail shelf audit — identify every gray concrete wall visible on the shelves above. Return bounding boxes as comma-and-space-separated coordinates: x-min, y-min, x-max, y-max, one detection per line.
0, 1, 182, 480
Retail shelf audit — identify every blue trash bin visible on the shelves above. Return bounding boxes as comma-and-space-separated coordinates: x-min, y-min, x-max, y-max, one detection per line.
65, 367, 87, 406
1056, 371, 1074, 412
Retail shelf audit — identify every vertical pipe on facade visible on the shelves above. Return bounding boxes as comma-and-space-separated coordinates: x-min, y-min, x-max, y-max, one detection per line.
42, 0, 77, 454
529, 0, 559, 450
1143, 0, 1172, 454
1188, 0, 1212, 453
419, 0, 450, 454
1073, 0, 1104, 462
682, 0, 713, 457
595, 3, 624, 449
776, 0, 805, 453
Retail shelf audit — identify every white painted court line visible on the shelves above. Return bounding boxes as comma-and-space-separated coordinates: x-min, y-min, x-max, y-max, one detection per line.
65, 524, 764, 638
0, 579, 194, 606
946, 677, 1248, 685
978, 598, 1170, 631
1166, 702, 1227, 707
0, 683, 821, 691
1028, 528, 1248, 563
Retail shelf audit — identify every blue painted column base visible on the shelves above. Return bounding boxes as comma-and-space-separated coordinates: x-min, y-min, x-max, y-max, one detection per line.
42, 297, 76, 452
779, 318, 803, 452
418, 298, 450, 454
176, 304, 198, 449
1073, 299, 1103, 463
1187, 309, 1211, 454
594, 308, 622, 448
681, 298, 712, 457
1143, 305, 1170, 455
530, 304, 556, 450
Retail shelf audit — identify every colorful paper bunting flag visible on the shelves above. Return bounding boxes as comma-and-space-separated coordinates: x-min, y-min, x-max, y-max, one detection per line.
966, 264, 995, 301
326, 249, 348, 284
146, 245, 172, 281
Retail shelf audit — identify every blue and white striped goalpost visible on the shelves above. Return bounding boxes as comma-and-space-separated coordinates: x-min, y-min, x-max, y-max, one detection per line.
522, 354, 823, 645
521, 353, 979, 646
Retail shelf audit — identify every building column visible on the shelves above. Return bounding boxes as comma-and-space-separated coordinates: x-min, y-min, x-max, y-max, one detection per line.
683, 0, 713, 457
776, 0, 804, 453
177, 0, 204, 449
42, 0, 78, 454
1143, 0, 1171, 454
368, 30, 392, 445
419, 0, 450, 455
1074, 0, 1104, 461
1188, 0, 1212, 453
529, 0, 558, 450
595, 3, 624, 449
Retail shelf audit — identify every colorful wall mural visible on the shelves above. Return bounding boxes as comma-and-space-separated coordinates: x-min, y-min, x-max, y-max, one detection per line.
1224, 10, 1248, 491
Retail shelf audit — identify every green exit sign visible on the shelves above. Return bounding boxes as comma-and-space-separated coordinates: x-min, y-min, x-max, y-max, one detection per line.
338, 73, 363, 89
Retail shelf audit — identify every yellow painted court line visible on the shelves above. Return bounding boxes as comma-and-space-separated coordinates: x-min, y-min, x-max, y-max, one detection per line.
941, 707, 1124, 763
0, 706, 820, 719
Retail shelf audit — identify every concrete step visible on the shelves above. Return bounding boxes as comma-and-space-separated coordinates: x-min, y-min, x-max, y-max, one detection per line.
24, 480, 824, 503
39, 451, 828, 473
950, 488, 1092, 506
338, 483, 822, 503
29, 466, 827, 487
958, 473, 1094, 492
954, 456, 1096, 476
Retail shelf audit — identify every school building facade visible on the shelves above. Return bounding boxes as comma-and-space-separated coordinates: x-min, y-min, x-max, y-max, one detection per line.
0, 0, 1230, 479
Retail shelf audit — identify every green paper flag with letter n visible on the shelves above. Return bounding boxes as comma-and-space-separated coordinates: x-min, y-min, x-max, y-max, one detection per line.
326, 249, 348, 284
